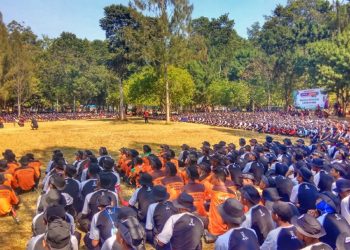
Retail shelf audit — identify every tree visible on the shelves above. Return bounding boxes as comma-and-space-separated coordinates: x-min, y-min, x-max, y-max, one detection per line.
207, 80, 249, 108
242, 50, 275, 110
125, 65, 195, 109
100, 4, 141, 120
258, 0, 333, 108
4, 21, 38, 116
127, 0, 193, 122
308, 30, 350, 113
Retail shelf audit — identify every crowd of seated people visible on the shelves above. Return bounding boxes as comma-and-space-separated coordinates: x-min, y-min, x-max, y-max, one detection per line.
0, 112, 119, 124
1, 133, 350, 249
156, 111, 350, 138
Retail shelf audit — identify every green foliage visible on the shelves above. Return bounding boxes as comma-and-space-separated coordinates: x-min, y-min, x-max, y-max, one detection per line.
3, 0, 350, 113
307, 30, 350, 109
207, 80, 249, 108
125, 65, 194, 108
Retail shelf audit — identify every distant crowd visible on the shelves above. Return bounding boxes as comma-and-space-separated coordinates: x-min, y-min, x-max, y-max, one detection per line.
161, 111, 349, 138
0, 112, 119, 124
1, 129, 350, 249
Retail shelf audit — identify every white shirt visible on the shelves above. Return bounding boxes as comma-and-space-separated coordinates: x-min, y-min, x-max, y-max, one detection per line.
261, 225, 295, 250
145, 202, 159, 230
26, 234, 78, 250
341, 195, 350, 225
128, 187, 141, 207
215, 227, 257, 250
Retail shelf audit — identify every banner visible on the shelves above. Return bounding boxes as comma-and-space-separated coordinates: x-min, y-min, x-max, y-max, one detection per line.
293, 88, 329, 110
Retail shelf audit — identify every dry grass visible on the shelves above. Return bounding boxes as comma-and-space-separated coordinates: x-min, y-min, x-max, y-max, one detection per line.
0, 118, 290, 250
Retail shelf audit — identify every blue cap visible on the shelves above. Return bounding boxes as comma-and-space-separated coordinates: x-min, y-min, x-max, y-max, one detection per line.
333, 179, 350, 193
311, 158, 324, 169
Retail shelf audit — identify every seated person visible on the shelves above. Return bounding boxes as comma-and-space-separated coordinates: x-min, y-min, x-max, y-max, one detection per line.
32, 190, 75, 236
13, 156, 38, 193
101, 207, 145, 250
26, 213, 79, 250
0, 173, 19, 216
84, 195, 119, 249
215, 198, 260, 250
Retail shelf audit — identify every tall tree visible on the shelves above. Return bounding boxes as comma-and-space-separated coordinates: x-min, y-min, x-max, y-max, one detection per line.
100, 4, 141, 120
258, 0, 333, 107
4, 21, 38, 116
127, 0, 193, 122
308, 30, 350, 113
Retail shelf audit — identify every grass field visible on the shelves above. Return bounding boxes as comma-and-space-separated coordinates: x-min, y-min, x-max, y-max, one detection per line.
0, 118, 290, 250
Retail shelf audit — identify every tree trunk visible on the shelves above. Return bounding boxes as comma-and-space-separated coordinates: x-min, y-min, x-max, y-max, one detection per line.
165, 63, 170, 123
56, 97, 59, 112
17, 93, 21, 117
73, 95, 76, 113
119, 78, 125, 120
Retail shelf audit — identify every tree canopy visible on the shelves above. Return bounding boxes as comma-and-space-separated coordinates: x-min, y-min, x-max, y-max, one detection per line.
2, 0, 350, 116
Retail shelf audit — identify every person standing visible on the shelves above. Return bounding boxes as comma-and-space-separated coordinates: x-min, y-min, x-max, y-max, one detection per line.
31, 118, 38, 130
144, 110, 150, 124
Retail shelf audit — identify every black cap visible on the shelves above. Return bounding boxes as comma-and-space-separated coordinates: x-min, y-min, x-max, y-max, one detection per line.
296, 139, 305, 144
279, 145, 287, 153
152, 185, 170, 202
160, 145, 169, 150
19, 156, 29, 166
311, 158, 324, 169
139, 173, 153, 186
98, 173, 113, 189
88, 163, 101, 175
249, 139, 257, 144
333, 179, 350, 193
186, 165, 199, 180
283, 138, 292, 146
272, 201, 298, 222
240, 185, 261, 205
262, 188, 281, 202
45, 220, 71, 249
332, 163, 347, 176
117, 216, 145, 249
84, 150, 93, 156
99, 147, 108, 155
275, 163, 288, 176
218, 198, 246, 225
266, 136, 273, 143
172, 192, 196, 212
102, 157, 115, 170
44, 205, 66, 222
75, 150, 83, 157
318, 172, 334, 192
49, 174, 66, 191
297, 167, 313, 183
291, 214, 326, 238
64, 165, 76, 178
42, 189, 67, 209
0, 160, 7, 171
